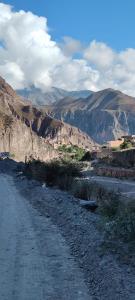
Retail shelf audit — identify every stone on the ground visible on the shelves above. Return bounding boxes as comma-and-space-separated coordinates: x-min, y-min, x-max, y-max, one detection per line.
80, 200, 98, 212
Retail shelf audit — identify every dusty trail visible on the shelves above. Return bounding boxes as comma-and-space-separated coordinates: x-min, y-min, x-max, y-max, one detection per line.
0, 174, 90, 300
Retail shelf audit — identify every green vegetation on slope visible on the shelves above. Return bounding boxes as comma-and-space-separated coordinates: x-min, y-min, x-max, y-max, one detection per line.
58, 144, 86, 161
120, 141, 133, 150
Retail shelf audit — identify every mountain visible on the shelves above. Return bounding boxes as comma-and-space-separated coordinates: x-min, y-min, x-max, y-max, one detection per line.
44, 88, 135, 144
0, 77, 95, 161
17, 86, 92, 106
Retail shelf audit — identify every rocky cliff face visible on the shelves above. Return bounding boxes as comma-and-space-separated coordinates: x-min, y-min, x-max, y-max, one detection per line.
45, 88, 135, 144
0, 116, 57, 162
0, 76, 95, 161
52, 109, 135, 144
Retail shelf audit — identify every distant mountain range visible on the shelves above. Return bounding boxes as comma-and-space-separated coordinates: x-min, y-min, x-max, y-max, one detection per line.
18, 86, 92, 106
17, 85, 135, 144
43, 88, 135, 144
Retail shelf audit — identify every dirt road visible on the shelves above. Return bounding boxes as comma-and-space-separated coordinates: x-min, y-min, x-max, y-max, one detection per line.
0, 174, 90, 300
86, 175, 135, 198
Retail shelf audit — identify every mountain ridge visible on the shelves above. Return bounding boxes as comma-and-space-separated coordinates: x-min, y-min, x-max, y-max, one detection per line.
17, 86, 93, 106
43, 88, 135, 144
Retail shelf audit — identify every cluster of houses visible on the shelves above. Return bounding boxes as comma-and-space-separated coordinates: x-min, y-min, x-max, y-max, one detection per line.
106, 135, 135, 149
90, 135, 135, 160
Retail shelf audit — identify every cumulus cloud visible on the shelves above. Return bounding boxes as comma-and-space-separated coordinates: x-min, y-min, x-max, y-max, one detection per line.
84, 40, 115, 69
0, 3, 64, 90
0, 2, 135, 96
51, 58, 99, 91
84, 40, 135, 96
61, 36, 82, 56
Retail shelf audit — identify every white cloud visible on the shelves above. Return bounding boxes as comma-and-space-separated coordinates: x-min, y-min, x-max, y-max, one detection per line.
0, 3, 135, 96
0, 3, 64, 90
61, 36, 82, 56
0, 61, 25, 89
119, 48, 135, 72
84, 40, 115, 69
84, 40, 135, 96
51, 59, 99, 91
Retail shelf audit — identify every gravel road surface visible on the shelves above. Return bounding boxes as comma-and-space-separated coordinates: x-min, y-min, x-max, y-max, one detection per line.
0, 174, 91, 300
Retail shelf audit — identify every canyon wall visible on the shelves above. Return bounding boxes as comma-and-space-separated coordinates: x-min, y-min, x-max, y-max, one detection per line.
0, 118, 57, 162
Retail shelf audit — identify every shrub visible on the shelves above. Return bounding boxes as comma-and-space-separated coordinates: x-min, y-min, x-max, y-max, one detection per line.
24, 159, 82, 190
81, 151, 92, 161
97, 188, 120, 217
71, 179, 120, 216
111, 147, 119, 152
120, 141, 132, 150
71, 179, 97, 200
100, 198, 135, 263
58, 144, 86, 161
105, 200, 135, 242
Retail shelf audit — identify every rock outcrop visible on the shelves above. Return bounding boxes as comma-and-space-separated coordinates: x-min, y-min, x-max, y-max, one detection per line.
0, 117, 57, 162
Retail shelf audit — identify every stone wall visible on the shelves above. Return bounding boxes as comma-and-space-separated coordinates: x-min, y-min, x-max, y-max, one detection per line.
95, 166, 135, 179
112, 148, 135, 168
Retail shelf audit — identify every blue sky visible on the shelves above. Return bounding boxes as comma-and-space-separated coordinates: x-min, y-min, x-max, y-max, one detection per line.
2, 0, 135, 50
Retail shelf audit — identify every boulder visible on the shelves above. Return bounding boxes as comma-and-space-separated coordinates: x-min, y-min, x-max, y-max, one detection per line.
80, 200, 98, 212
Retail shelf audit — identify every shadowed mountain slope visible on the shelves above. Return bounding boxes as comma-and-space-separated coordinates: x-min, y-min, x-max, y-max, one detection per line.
44, 88, 135, 144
